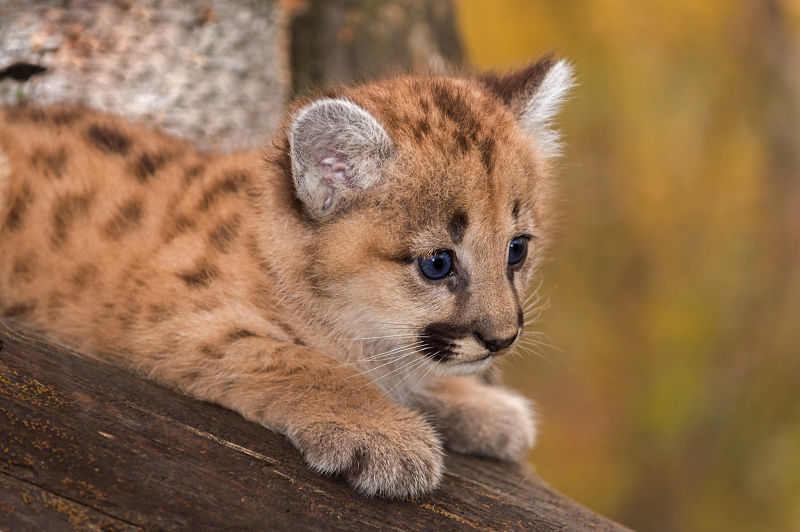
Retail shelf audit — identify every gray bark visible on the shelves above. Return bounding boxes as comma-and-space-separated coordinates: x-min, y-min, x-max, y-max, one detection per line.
0, 0, 288, 151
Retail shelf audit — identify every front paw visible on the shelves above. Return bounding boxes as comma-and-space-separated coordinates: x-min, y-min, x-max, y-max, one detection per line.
289, 413, 443, 498
440, 386, 537, 461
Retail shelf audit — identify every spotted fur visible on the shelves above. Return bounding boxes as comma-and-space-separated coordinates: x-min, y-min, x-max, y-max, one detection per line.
0, 56, 574, 498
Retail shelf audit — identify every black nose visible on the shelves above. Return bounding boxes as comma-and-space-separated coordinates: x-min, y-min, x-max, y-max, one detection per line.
474, 331, 518, 352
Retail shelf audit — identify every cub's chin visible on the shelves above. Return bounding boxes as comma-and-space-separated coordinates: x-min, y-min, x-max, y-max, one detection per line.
430, 352, 495, 377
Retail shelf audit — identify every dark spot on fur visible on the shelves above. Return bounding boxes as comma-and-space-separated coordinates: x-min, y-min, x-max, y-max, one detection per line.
178, 260, 218, 288
478, 136, 496, 175
208, 215, 242, 253
454, 131, 470, 153
51, 192, 92, 247
72, 263, 99, 290
4, 302, 35, 318
197, 171, 250, 211
431, 84, 480, 139
3, 184, 33, 232
512, 200, 520, 219
269, 315, 306, 346
448, 211, 468, 244
162, 215, 196, 243
148, 304, 172, 324
11, 253, 36, 282
103, 199, 143, 240
86, 124, 131, 155
116, 300, 141, 330
417, 118, 430, 137
131, 151, 170, 183
226, 329, 258, 342
117, 312, 135, 330
302, 257, 330, 300
183, 164, 205, 184
31, 146, 68, 178
201, 345, 225, 359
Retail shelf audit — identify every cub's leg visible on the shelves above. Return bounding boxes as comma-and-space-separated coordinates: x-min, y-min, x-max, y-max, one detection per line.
145, 334, 443, 498
409, 376, 536, 461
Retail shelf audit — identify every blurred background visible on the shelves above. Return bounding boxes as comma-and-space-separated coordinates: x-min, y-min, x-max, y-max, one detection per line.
456, 2, 800, 531
2, 1, 799, 530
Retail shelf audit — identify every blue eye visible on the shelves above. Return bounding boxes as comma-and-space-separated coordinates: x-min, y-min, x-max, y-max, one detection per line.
418, 250, 454, 280
508, 237, 528, 265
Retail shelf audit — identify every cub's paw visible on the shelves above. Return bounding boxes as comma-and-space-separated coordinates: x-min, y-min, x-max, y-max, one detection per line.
441, 386, 537, 461
289, 414, 443, 498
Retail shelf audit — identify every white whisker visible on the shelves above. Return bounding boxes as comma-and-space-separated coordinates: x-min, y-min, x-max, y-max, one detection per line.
385, 356, 429, 396
343, 333, 426, 341
343, 345, 418, 372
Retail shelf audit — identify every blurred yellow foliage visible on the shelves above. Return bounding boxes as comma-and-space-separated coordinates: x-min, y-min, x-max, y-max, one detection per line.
457, 1, 800, 531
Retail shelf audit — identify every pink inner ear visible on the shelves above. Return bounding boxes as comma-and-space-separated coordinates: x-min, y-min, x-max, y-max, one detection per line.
320, 156, 348, 184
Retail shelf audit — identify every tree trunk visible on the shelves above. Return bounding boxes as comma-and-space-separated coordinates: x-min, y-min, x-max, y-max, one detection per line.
289, 0, 464, 95
0, 0, 288, 151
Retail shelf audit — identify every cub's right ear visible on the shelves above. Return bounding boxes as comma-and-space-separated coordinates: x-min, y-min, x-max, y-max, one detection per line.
289, 98, 394, 220
481, 56, 576, 157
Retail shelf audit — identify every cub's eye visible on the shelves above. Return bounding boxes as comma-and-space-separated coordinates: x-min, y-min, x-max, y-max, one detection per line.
508, 237, 528, 266
418, 250, 454, 280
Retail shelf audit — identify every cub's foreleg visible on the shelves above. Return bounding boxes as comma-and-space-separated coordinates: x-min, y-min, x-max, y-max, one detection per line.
144, 334, 443, 498
409, 376, 536, 461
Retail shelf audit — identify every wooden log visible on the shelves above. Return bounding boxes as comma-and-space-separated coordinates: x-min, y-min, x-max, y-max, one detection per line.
0, 323, 629, 531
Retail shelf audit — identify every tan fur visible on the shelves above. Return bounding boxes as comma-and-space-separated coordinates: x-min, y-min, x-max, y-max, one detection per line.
0, 59, 573, 498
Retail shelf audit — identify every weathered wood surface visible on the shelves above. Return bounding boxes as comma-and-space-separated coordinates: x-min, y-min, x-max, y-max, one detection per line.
0, 323, 629, 531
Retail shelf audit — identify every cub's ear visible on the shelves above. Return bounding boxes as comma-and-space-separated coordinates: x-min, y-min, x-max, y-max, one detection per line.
289, 98, 394, 220
481, 56, 576, 157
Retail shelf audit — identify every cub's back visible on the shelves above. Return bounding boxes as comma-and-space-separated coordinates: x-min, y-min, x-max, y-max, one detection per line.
0, 106, 266, 354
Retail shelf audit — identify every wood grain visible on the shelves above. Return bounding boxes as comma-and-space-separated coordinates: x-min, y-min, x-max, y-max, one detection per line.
0, 323, 629, 531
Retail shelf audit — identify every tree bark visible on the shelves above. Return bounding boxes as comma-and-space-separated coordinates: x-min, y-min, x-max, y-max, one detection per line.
0, 322, 628, 531
0, 0, 288, 151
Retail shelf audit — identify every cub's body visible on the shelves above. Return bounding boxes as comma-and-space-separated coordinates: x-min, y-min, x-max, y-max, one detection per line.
0, 105, 335, 371
0, 59, 573, 497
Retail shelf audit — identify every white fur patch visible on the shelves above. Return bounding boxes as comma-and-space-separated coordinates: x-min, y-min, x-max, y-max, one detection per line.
519, 59, 576, 157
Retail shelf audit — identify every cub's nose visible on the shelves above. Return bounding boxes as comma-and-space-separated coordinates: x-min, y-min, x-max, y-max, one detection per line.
474, 331, 518, 353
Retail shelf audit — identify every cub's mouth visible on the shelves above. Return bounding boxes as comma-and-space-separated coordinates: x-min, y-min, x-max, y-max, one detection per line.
418, 322, 519, 373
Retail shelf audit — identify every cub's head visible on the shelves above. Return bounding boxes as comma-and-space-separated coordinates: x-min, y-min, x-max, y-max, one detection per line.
285, 56, 574, 376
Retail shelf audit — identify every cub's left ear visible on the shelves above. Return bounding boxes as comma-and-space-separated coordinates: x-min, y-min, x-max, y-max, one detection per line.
289, 98, 394, 220
481, 56, 576, 157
